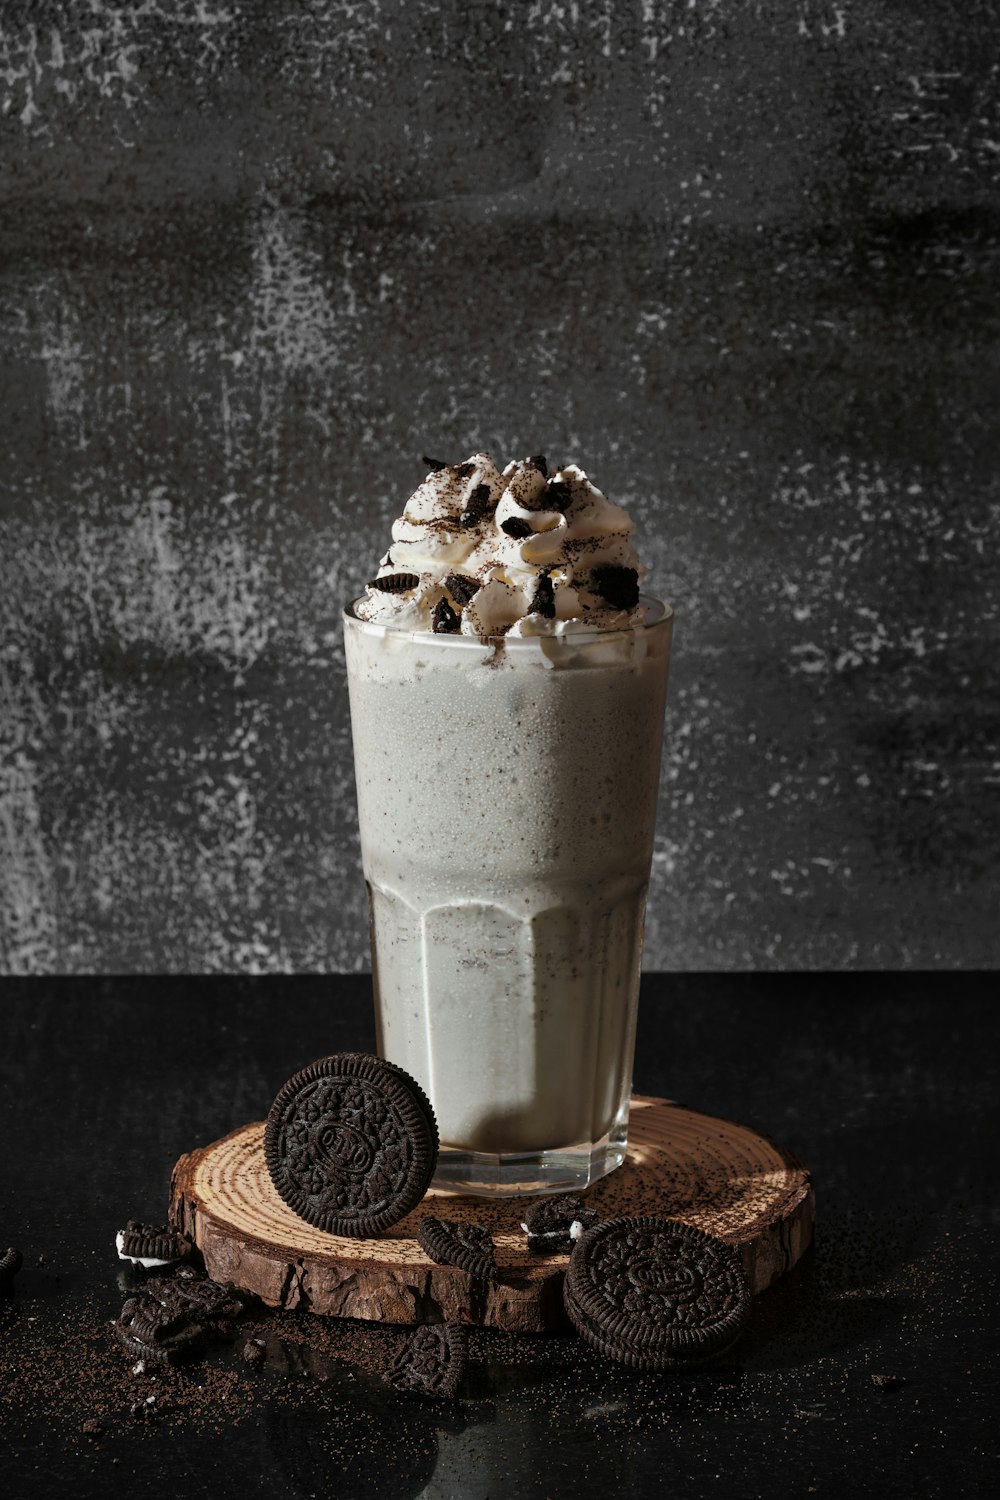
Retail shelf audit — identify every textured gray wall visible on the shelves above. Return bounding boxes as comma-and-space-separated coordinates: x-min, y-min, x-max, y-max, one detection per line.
1, 1, 997, 974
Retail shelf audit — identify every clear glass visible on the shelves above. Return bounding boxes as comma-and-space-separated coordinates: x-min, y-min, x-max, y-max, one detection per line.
343, 599, 672, 1196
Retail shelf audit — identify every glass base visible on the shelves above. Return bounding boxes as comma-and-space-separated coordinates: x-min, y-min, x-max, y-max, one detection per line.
429, 1110, 630, 1197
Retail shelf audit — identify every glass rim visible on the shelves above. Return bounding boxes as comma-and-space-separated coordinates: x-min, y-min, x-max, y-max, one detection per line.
342, 593, 672, 650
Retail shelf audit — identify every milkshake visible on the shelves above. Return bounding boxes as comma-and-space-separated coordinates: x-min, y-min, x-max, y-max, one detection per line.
344, 454, 671, 1194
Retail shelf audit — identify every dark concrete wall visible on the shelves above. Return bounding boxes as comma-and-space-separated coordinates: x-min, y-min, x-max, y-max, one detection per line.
1, 0, 997, 974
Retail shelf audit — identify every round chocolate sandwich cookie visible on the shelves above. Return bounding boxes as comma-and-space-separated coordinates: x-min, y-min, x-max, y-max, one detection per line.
116, 1220, 192, 1269
521, 1196, 598, 1255
265, 1053, 438, 1237
563, 1216, 751, 1371
385, 1321, 467, 1399
418, 1216, 497, 1280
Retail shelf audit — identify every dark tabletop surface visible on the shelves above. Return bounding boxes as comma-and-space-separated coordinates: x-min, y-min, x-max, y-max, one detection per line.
1, 973, 996, 1499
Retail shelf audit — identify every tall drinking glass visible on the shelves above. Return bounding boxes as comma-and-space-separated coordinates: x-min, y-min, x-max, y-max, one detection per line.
343, 599, 672, 1195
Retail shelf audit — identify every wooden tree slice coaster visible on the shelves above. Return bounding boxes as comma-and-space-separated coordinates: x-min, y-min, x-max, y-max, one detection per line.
169, 1095, 813, 1334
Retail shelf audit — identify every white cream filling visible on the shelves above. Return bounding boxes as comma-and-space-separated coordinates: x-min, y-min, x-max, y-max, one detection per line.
521, 1218, 587, 1242
115, 1229, 177, 1268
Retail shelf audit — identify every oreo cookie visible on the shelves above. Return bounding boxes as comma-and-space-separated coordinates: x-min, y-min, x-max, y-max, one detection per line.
265, 1053, 438, 1237
111, 1271, 243, 1366
369, 572, 420, 593
112, 1293, 205, 1365
0, 1246, 22, 1289
545, 479, 573, 511
521, 1196, 597, 1254
444, 573, 479, 607
500, 517, 532, 540
528, 572, 555, 619
116, 1220, 192, 1269
422, 456, 448, 471
460, 483, 495, 529
417, 1217, 497, 1281
385, 1321, 467, 1399
563, 1216, 751, 1370
432, 597, 460, 634
589, 565, 639, 611
150, 1268, 244, 1324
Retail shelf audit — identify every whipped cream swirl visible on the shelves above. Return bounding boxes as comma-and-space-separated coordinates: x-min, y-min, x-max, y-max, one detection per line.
354, 454, 646, 639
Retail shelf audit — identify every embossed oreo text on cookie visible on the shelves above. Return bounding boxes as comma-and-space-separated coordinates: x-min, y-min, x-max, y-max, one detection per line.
563, 1216, 751, 1370
264, 1054, 438, 1237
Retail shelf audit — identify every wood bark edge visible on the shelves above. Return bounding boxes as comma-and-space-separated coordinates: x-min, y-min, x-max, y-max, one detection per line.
169, 1098, 814, 1332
